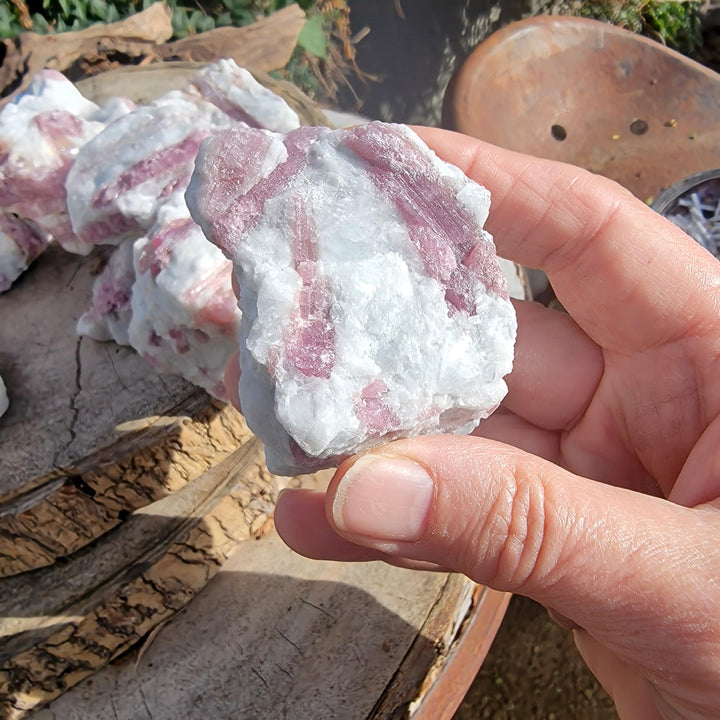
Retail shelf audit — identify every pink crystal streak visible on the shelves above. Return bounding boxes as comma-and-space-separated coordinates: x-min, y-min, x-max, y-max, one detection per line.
79, 213, 142, 245
0, 214, 46, 260
34, 111, 84, 152
200, 127, 322, 255
186, 263, 238, 330
190, 79, 263, 127
355, 380, 400, 435
0, 166, 69, 206
92, 274, 131, 316
284, 196, 335, 378
342, 125, 506, 312
136, 218, 196, 278
168, 328, 191, 354
92, 130, 211, 208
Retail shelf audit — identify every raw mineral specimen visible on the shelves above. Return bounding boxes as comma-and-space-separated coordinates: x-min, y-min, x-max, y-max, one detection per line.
76, 239, 135, 345
65, 60, 302, 256
70, 59, 303, 397
186, 59, 300, 133
0, 69, 130, 289
187, 122, 517, 475
0, 214, 51, 293
127, 196, 242, 400
64, 91, 233, 253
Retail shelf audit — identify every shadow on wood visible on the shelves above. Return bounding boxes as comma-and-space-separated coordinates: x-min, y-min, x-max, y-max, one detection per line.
0, 445, 281, 717
6, 526, 501, 720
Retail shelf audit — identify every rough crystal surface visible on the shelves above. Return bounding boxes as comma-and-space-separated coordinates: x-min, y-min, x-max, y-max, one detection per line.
65, 91, 232, 253
187, 59, 300, 132
0, 69, 115, 289
65, 60, 301, 255
187, 122, 517, 475
128, 195, 242, 400
76, 239, 135, 345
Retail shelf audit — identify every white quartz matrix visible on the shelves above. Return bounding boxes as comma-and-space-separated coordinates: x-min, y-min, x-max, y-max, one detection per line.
65, 91, 233, 253
188, 122, 517, 475
128, 196, 241, 401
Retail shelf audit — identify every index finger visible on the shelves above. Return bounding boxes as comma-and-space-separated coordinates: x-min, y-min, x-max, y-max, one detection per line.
414, 126, 720, 354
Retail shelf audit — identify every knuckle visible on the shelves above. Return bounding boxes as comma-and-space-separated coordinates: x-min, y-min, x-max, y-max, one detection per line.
461, 456, 555, 592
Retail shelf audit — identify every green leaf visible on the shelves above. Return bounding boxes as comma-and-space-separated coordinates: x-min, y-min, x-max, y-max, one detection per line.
296, 14, 326, 58
196, 13, 215, 32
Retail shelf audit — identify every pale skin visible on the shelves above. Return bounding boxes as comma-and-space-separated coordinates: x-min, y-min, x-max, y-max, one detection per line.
227, 127, 720, 720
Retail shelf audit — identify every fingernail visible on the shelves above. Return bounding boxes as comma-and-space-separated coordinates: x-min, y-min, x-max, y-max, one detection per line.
332, 454, 434, 542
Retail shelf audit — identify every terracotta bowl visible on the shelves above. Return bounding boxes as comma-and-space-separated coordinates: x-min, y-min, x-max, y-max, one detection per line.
443, 16, 720, 201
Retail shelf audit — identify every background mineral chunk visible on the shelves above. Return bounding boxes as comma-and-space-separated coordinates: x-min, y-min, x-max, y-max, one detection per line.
76, 239, 135, 345
127, 196, 242, 401
0, 69, 131, 289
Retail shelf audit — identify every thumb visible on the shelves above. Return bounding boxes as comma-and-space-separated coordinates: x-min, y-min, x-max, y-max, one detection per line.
326, 435, 719, 699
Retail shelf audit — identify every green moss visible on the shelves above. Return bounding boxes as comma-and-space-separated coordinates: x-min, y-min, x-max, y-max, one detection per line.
643, 1, 703, 54
578, 0, 703, 55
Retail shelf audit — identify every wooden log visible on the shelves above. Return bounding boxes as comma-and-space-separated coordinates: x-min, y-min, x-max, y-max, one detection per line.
0, 246, 187, 505
157, 4, 305, 71
0, 3, 173, 101
0, 244, 253, 577
0, 63, 329, 577
398, 586, 511, 720
0, 445, 314, 719
30, 528, 502, 720
0, 396, 250, 577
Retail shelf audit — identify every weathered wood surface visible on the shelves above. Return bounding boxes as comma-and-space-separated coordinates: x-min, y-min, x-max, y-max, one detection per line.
409, 586, 511, 720
0, 3, 305, 103
0, 396, 251, 577
0, 245, 191, 501
31, 528, 489, 720
157, 4, 305, 70
0, 444, 305, 719
0, 3, 173, 102
0, 245, 253, 576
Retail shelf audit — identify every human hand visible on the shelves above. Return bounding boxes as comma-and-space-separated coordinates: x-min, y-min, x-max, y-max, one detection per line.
259, 128, 720, 720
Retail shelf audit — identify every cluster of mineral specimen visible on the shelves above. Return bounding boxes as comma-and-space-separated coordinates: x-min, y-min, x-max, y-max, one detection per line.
128, 196, 241, 401
187, 121, 517, 474
0, 69, 134, 291
69, 59, 297, 398
2, 63, 518, 466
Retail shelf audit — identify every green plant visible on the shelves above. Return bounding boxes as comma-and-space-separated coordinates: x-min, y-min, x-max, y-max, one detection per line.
642, 1, 703, 53
578, 0, 703, 55
0, 0, 317, 38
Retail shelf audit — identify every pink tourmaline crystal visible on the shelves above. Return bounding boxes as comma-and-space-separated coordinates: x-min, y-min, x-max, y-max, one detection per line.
188, 122, 517, 475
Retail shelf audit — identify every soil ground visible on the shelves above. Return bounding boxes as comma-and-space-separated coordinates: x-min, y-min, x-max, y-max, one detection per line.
453, 596, 618, 719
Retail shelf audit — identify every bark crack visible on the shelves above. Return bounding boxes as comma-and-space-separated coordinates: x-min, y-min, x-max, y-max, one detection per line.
68, 336, 83, 451
52, 336, 83, 469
